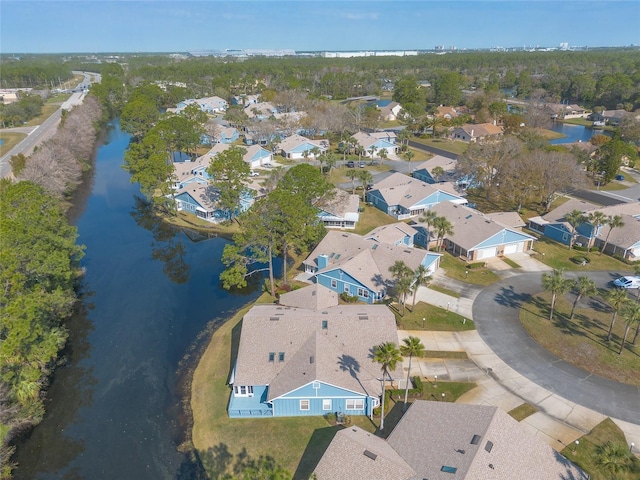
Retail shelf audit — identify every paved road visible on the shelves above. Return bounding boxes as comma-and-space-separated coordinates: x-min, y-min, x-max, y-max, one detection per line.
473, 271, 640, 425
0, 72, 95, 178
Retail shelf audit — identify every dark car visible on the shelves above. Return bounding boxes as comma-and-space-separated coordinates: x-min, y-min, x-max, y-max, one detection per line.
615, 174, 625, 181
346, 161, 355, 168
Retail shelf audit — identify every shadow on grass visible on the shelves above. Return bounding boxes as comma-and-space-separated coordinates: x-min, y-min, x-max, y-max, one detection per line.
494, 285, 531, 309
293, 426, 343, 480
200, 443, 292, 479
228, 319, 243, 382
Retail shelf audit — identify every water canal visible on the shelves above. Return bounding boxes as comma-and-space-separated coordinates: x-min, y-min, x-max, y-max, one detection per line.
13, 121, 261, 479
548, 121, 607, 144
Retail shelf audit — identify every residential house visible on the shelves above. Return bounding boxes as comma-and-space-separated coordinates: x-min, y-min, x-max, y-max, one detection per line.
231, 94, 259, 107
316, 189, 360, 229
212, 126, 240, 144
435, 105, 460, 120
227, 290, 401, 418
543, 103, 587, 120
374, 100, 403, 121
173, 183, 254, 222
244, 101, 278, 120
207, 143, 273, 169
450, 123, 504, 143
485, 212, 526, 230
365, 222, 418, 248
366, 172, 466, 220
352, 131, 398, 157
176, 96, 228, 114
588, 109, 627, 126
529, 200, 640, 261
303, 230, 441, 303
411, 202, 535, 260
313, 400, 588, 480
411, 155, 458, 184
276, 134, 327, 160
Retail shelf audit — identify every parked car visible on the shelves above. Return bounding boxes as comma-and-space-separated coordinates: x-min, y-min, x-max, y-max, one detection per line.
249, 170, 260, 177
615, 174, 625, 181
346, 161, 355, 168
359, 161, 366, 168
613, 276, 640, 289
263, 162, 272, 168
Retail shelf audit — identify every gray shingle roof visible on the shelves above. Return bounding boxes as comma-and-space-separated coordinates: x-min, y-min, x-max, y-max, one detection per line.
316, 401, 588, 480
278, 284, 339, 310
233, 304, 401, 399
304, 231, 431, 290
366, 222, 418, 245
314, 426, 416, 480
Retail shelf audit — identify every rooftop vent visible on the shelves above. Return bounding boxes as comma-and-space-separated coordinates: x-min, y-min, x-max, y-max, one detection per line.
485, 441, 494, 453
441, 466, 457, 473
404, 250, 411, 254
310, 356, 314, 364
465, 214, 473, 219
358, 315, 369, 321
363, 450, 377, 461
470, 434, 481, 445
269, 317, 279, 321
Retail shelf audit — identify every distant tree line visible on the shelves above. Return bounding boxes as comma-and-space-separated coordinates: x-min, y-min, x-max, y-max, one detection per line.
0, 57, 72, 89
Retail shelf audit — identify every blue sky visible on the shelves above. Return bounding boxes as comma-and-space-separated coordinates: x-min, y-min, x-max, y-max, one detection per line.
2, 1, 639, 53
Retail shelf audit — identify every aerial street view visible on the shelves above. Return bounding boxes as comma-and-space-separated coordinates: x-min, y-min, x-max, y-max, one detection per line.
2, 1, 640, 479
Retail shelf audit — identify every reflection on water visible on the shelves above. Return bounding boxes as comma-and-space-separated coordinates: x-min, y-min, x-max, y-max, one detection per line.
13, 121, 261, 479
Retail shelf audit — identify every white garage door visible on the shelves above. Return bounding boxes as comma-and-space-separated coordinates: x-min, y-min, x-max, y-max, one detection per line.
476, 247, 497, 260
503, 243, 522, 255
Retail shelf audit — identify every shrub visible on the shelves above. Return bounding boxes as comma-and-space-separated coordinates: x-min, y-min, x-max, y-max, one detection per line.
466, 262, 485, 269
572, 245, 587, 252
412, 376, 424, 393
570, 256, 591, 265
340, 292, 359, 303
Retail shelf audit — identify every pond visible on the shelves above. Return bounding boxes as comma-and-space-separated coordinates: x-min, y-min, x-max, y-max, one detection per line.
12, 121, 262, 479
548, 121, 608, 145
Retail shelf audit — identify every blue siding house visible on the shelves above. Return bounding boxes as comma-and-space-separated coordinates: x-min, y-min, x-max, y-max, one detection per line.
228, 293, 400, 419
303, 230, 441, 303
366, 172, 467, 220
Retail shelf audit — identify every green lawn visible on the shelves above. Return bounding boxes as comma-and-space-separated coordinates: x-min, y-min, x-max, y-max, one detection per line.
26, 104, 59, 126
428, 284, 461, 298
353, 202, 397, 235
507, 403, 538, 422
501, 257, 521, 269
529, 233, 634, 272
410, 137, 469, 156
0, 132, 27, 157
394, 301, 475, 331
520, 292, 640, 386
441, 253, 500, 286
463, 189, 569, 220
562, 418, 640, 480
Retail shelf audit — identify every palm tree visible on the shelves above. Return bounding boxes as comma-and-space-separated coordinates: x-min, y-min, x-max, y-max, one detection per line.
586, 211, 607, 253
596, 441, 633, 478
368, 145, 378, 164
317, 153, 326, 174
419, 210, 438, 251
302, 149, 310, 164
431, 166, 445, 183
310, 146, 321, 165
346, 169, 359, 194
404, 149, 415, 175
357, 170, 373, 202
619, 302, 640, 354
433, 216, 453, 252
541, 269, 572, 321
395, 276, 413, 316
569, 276, 597, 321
605, 288, 628, 341
400, 336, 425, 410
600, 215, 625, 254
565, 209, 586, 250
325, 152, 338, 174
411, 265, 431, 310
372, 342, 402, 431
378, 148, 388, 166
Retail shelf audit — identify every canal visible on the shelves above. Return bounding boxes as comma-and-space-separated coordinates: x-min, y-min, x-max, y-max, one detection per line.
13, 121, 261, 479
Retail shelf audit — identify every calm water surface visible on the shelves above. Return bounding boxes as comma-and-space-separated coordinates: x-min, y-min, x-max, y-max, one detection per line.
13, 121, 260, 479
548, 121, 604, 144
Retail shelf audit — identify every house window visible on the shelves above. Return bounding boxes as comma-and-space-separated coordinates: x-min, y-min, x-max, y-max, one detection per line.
268, 352, 275, 362
234, 385, 254, 397
331, 279, 337, 288
300, 400, 310, 411
346, 398, 364, 410
278, 352, 285, 362
323, 399, 332, 411
562, 233, 569, 242
344, 285, 350, 293
357, 288, 369, 299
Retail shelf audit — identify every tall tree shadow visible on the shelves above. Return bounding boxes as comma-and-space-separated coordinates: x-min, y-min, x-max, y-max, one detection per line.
293, 426, 343, 480
494, 285, 530, 309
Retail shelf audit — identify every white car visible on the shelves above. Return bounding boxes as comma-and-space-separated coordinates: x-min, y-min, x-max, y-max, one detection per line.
613, 276, 640, 289
249, 170, 260, 177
